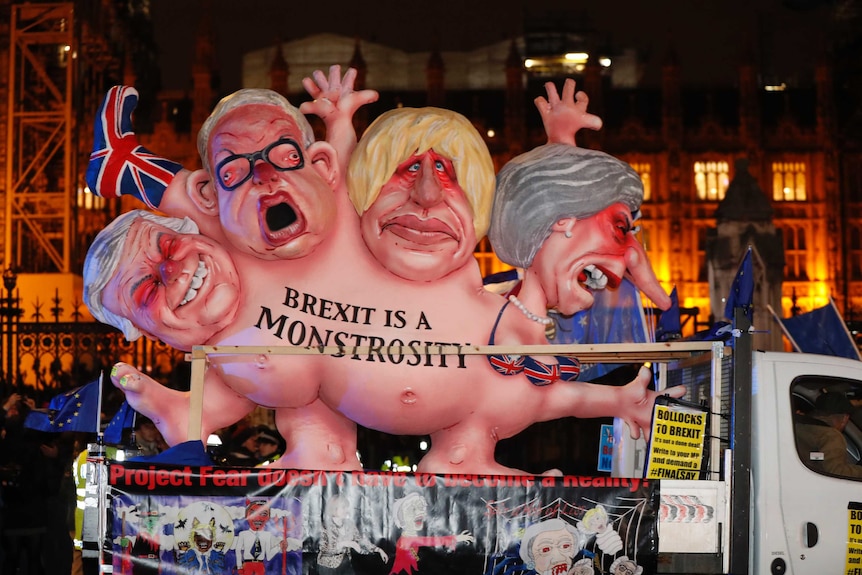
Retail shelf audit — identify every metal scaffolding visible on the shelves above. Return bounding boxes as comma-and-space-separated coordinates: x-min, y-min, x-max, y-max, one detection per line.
5, 3, 75, 273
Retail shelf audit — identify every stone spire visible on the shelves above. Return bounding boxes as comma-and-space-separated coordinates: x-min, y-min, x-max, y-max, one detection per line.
269, 39, 288, 96
714, 158, 773, 223
191, 1, 217, 138
707, 157, 784, 351
504, 38, 526, 154
349, 38, 369, 137
349, 37, 367, 88
426, 46, 445, 107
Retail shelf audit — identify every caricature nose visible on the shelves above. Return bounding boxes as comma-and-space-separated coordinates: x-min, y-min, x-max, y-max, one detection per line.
411, 157, 444, 208
252, 160, 278, 185
159, 259, 177, 284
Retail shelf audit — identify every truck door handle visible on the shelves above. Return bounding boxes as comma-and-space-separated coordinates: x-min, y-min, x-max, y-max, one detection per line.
804, 522, 819, 547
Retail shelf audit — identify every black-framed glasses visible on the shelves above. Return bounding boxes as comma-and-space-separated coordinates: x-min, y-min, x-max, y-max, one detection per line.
215, 137, 305, 191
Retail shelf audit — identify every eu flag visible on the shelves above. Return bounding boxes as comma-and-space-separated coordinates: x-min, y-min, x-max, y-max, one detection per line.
724, 247, 754, 322
655, 286, 682, 342
551, 276, 649, 379
779, 298, 861, 360
103, 400, 137, 444
24, 378, 101, 433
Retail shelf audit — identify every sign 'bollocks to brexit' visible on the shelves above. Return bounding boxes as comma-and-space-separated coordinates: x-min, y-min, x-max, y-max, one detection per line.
646, 403, 707, 480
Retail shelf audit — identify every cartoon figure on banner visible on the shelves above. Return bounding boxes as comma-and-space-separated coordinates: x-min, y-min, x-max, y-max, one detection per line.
114, 498, 176, 575
577, 505, 623, 571
484, 487, 654, 575
389, 492, 474, 575
578, 505, 623, 556
173, 501, 234, 575
84, 70, 679, 476
518, 517, 585, 575
571, 557, 597, 575
608, 556, 643, 575
317, 494, 388, 574
233, 499, 301, 575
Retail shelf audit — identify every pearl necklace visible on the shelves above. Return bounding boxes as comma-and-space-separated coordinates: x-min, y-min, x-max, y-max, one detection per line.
508, 294, 554, 326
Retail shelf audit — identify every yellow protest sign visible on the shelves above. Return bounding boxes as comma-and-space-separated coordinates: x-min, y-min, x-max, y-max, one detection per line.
847, 502, 862, 573
646, 403, 707, 480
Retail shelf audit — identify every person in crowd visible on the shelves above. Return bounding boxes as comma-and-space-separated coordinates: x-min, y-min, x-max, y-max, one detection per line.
254, 426, 285, 465
794, 391, 862, 478
134, 418, 168, 456
0, 395, 73, 575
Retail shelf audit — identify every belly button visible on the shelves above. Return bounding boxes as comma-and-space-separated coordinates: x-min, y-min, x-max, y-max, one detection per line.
255, 354, 268, 369
400, 388, 417, 405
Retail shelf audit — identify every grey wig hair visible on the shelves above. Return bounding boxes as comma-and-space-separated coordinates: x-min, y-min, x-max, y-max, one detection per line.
197, 89, 314, 174
83, 210, 199, 341
489, 144, 644, 268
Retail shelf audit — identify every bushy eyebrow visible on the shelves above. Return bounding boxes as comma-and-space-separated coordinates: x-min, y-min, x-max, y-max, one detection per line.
129, 274, 154, 301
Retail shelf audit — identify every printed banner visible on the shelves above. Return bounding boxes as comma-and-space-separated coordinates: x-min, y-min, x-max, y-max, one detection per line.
105, 463, 659, 575
848, 501, 862, 574
645, 400, 708, 480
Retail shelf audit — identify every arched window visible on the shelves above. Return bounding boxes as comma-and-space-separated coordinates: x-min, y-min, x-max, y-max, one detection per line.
772, 162, 807, 201
630, 162, 652, 202
694, 161, 729, 201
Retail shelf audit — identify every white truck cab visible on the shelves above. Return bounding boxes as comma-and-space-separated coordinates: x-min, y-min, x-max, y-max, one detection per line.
612, 334, 862, 574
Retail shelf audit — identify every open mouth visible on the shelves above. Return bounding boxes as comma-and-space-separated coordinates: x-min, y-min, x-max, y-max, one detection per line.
577, 264, 621, 290
551, 563, 569, 575
259, 192, 306, 246
383, 214, 457, 246
180, 259, 208, 307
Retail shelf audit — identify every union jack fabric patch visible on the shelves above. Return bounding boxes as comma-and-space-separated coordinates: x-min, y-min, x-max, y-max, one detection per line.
487, 353, 525, 376
522, 356, 581, 386
86, 86, 182, 209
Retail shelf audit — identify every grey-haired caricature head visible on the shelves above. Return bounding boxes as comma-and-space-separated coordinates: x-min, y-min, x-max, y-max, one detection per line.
196, 88, 339, 261
84, 209, 241, 350
490, 144, 642, 269
490, 144, 670, 313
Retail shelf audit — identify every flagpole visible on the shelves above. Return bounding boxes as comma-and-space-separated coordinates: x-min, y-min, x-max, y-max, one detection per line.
766, 304, 801, 352
829, 297, 862, 361
96, 370, 104, 439
95, 371, 106, 573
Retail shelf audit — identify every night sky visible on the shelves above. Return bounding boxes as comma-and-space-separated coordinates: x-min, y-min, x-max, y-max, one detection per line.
151, 0, 838, 94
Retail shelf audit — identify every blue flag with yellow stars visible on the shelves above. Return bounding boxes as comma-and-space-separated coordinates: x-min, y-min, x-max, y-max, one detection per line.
103, 400, 136, 444
24, 378, 101, 433
724, 247, 754, 322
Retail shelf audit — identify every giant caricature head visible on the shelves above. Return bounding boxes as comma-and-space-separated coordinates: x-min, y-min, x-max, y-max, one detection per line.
83, 209, 241, 351
519, 518, 582, 575
347, 107, 495, 282
196, 89, 339, 260
490, 144, 670, 315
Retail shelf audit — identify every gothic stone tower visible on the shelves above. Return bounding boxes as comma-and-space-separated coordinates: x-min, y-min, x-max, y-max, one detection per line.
707, 158, 785, 351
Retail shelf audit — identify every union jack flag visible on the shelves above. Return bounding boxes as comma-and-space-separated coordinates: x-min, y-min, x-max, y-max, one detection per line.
487, 353, 524, 376
523, 356, 581, 386
86, 86, 182, 209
